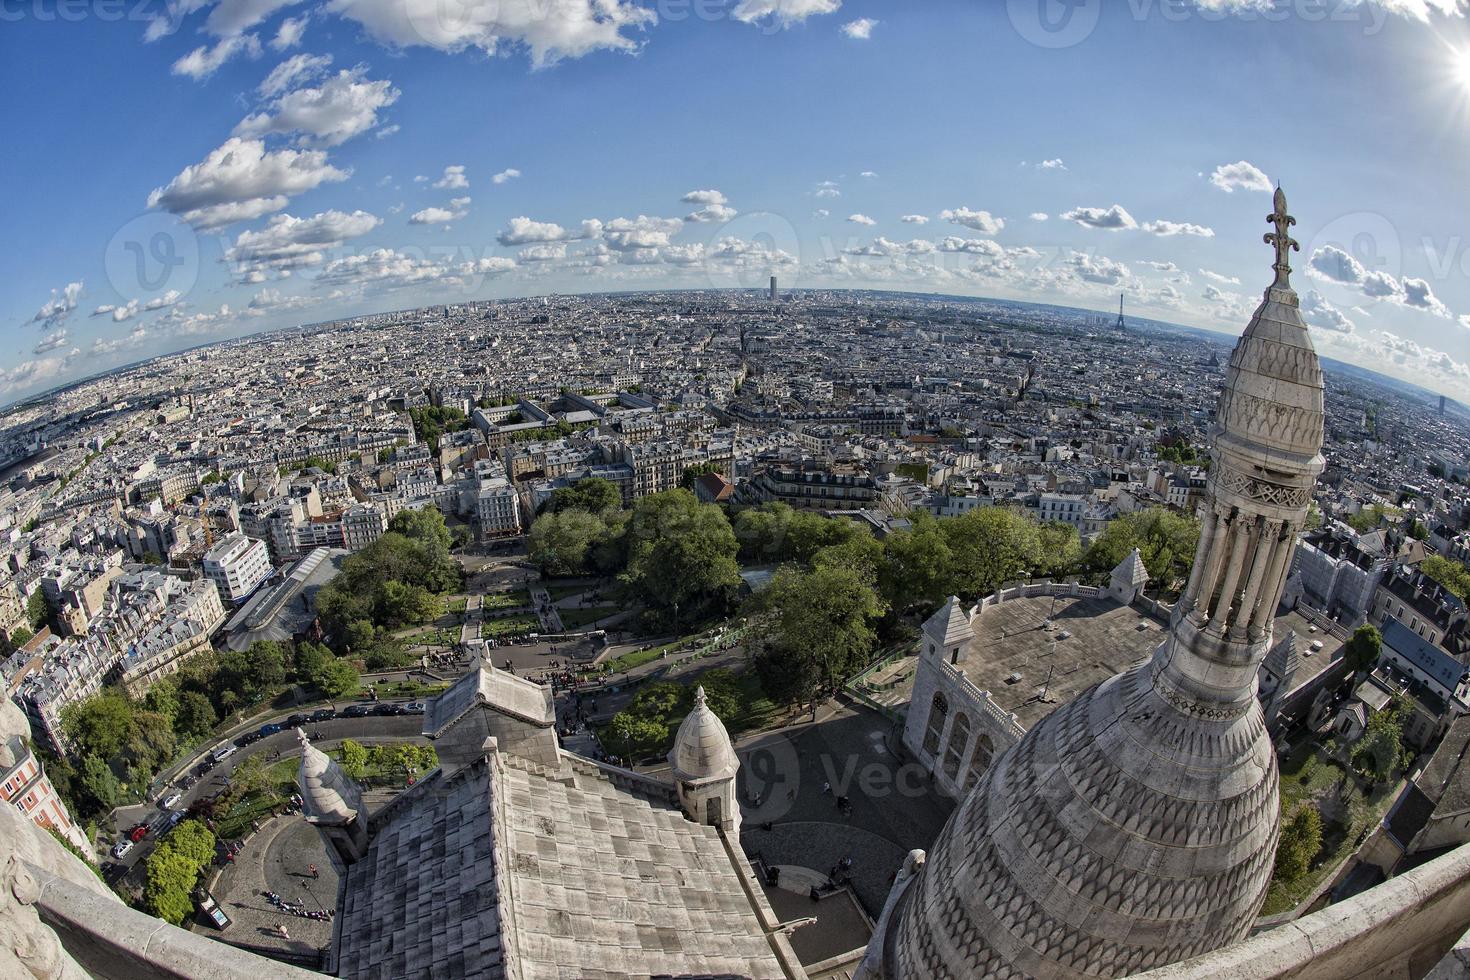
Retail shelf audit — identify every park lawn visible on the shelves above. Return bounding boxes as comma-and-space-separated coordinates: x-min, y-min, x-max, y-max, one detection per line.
483, 590, 532, 613
545, 583, 595, 602
1260, 741, 1398, 916
484, 614, 540, 638
445, 596, 467, 613
364, 680, 450, 699
559, 606, 618, 630
599, 646, 665, 674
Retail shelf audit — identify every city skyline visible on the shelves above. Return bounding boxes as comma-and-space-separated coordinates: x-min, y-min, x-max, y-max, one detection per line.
7, 0, 1470, 402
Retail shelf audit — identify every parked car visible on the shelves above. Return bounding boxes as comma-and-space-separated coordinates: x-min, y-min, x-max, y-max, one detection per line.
168, 810, 187, 828
285, 713, 310, 727
162, 792, 182, 810
128, 824, 149, 842
371, 702, 402, 716
111, 840, 133, 859
309, 708, 336, 722
341, 704, 372, 718
402, 702, 426, 715
212, 742, 239, 763
237, 731, 260, 746
258, 723, 283, 737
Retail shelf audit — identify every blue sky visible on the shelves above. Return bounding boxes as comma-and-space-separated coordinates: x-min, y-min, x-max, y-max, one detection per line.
5, 0, 1470, 402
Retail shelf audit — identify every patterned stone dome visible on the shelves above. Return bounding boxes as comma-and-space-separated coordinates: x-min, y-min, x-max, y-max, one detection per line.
884, 190, 1322, 980
298, 728, 362, 825
669, 687, 737, 781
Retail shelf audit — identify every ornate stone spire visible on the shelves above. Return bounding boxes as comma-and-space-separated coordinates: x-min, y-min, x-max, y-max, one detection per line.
297, 728, 362, 826
881, 194, 1324, 980
1265, 185, 1299, 289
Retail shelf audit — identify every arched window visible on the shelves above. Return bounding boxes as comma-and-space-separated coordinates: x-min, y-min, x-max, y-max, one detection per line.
970, 734, 994, 786
944, 712, 970, 785
922, 692, 948, 757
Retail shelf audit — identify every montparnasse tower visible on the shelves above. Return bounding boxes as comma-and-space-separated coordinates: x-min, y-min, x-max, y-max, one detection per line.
876, 189, 1325, 979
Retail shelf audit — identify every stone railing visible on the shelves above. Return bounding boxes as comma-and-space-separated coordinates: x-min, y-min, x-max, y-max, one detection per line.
1131, 839, 1470, 980
934, 656, 1026, 742
22, 857, 323, 979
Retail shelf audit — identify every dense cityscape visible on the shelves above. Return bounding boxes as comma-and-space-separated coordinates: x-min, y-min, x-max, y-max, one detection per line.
10, 0, 1470, 977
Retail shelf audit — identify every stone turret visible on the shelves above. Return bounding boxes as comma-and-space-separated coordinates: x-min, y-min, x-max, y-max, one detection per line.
1106, 547, 1150, 605
669, 687, 740, 834
922, 596, 973, 665
298, 729, 368, 866
873, 189, 1323, 979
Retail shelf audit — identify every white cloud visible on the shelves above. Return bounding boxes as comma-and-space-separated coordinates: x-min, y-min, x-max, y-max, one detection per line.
497, 216, 603, 246
1037, 158, 1066, 171
33, 331, 69, 355
204, 0, 304, 37
376, 124, 400, 139
733, 0, 843, 28
227, 209, 380, 274
517, 243, 567, 263
0, 357, 69, 395
1142, 219, 1215, 238
900, 214, 928, 225
939, 237, 1004, 258
257, 52, 331, 97
492, 168, 522, 185
814, 181, 841, 199
1062, 204, 1137, 231
1209, 160, 1272, 194
847, 213, 876, 226
685, 204, 738, 223
32, 281, 83, 330
941, 207, 1005, 235
1308, 245, 1453, 317
682, 189, 728, 205
1200, 268, 1240, 285
409, 197, 471, 225
271, 14, 309, 50
1301, 289, 1356, 334
841, 17, 877, 38
813, 209, 830, 219
148, 137, 350, 229
325, 0, 656, 67
1067, 252, 1131, 285
1029, 212, 1049, 222
844, 237, 935, 257
434, 165, 469, 189
236, 67, 399, 146
315, 247, 515, 291
172, 33, 263, 80
604, 215, 684, 250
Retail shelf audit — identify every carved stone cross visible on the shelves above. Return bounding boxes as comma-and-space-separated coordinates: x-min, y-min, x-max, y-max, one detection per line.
1264, 186, 1298, 288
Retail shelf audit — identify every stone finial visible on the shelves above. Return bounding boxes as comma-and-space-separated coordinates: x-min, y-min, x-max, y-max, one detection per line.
669, 689, 737, 782
1265, 185, 1299, 290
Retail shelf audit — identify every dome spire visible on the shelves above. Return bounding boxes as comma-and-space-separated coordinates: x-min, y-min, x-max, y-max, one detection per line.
1265, 185, 1299, 290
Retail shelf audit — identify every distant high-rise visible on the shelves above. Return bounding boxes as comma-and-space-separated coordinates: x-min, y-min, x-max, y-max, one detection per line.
1441, 394, 1448, 415
769, 275, 778, 302
1115, 292, 1126, 330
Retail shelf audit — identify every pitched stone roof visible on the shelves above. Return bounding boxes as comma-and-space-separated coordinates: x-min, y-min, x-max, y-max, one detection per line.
1112, 547, 1150, 588
923, 597, 973, 649
424, 662, 555, 737
1264, 630, 1298, 681
334, 749, 790, 980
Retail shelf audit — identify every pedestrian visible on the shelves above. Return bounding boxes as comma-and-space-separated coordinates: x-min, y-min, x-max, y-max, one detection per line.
822, 780, 831, 795
309, 864, 318, 879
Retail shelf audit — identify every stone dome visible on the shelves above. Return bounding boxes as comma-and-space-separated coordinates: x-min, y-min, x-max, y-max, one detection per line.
669, 687, 737, 782
885, 190, 1320, 980
297, 728, 362, 825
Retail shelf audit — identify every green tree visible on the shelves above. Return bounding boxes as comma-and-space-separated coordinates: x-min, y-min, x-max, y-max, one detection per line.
174, 691, 218, 741
388, 506, 453, 552
942, 507, 1042, 597
1035, 521, 1083, 579
1344, 624, 1383, 676
1084, 508, 1199, 590
622, 491, 742, 622
143, 819, 216, 925
377, 580, 440, 627
77, 754, 121, 813
26, 590, 48, 631
748, 564, 885, 709
548, 477, 622, 517
602, 712, 670, 761
528, 509, 607, 576
1274, 803, 1323, 881
61, 691, 135, 760
1420, 555, 1470, 601
1354, 710, 1409, 783
878, 513, 954, 613
338, 739, 369, 781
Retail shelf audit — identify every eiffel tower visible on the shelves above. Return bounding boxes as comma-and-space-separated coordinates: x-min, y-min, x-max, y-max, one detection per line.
1114, 292, 1126, 330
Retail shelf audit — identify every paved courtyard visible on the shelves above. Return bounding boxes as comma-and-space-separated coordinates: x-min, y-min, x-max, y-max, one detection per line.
208, 813, 339, 960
